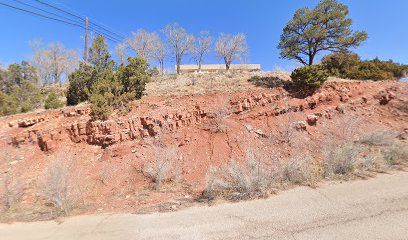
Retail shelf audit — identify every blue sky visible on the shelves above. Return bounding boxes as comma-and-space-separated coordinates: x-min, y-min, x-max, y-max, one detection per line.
0, 0, 407, 72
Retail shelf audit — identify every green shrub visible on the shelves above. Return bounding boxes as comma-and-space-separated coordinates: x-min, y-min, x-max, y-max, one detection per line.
322, 52, 407, 80
116, 57, 150, 99
89, 76, 135, 121
291, 65, 329, 90
67, 35, 150, 120
45, 91, 64, 109
10, 81, 43, 113
0, 81, 43, 116
89, 77, 117, 120
89, 57, 150, 120
0, 91, 18, 116
67, 35, 115, 106
321, 52, 361, 77
66, 63, 94, 106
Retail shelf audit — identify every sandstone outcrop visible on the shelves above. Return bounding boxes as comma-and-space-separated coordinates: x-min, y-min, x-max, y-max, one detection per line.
3, 83, 404, 151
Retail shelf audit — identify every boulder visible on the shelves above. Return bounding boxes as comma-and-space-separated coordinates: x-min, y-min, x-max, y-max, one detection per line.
306, 114, 318, 126
294, 121, 307, 131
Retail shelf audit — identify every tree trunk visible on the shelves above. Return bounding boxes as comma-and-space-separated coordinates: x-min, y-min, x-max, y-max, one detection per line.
198, 59, 202, 72
224, 57, 230, 71
160, 60, 164, 76
176, 57, 181, 74
308, 53, 315, 65
226, 63, 230, 71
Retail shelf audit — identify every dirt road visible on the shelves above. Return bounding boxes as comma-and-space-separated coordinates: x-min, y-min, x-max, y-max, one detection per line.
1, 172, 408, 240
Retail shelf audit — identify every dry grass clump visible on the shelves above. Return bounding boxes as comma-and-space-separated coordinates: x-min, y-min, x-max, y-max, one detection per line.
203, 149, 320, 201
36, 150, 87, 218
203, 125, 408, 202
323, 141, 361, 176
0, 146, 24, 212
282, 154, 315, 186
146, 71, 291, 97
203, 150, 276, 201
323, 128, 407, 178
383, 143, 408, 166
142, 144, 182, 191
359, 130, 396, 146
37, 157, 74, 215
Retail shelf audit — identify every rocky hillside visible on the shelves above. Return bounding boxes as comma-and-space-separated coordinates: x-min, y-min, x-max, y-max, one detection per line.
0, 73, 407, 221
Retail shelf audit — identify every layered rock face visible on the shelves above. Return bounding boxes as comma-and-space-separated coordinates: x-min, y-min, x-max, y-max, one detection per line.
3, 82, 405, 152
67, 107, 207, 146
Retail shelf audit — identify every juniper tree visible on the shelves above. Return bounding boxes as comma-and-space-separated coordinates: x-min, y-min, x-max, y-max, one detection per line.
278, 0, 367, 66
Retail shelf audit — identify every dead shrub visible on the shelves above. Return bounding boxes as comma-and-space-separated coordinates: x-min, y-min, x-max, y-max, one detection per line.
383, 143, 408, 166
203, 150, 276, 201
283, 154, 314, 185
37, 154, 74, 215
0, 147, 23, 211
359, 152, 386, 172
203, 97, 230, 133
142, 145, 181, 190
359, 130, 396, 146
1, 173, 23, 211
276, 119, 297, 144
323, 141, 361, 176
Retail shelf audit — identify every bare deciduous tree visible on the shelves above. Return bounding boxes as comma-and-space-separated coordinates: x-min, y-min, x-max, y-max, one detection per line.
125, 29, 158, 60
151, 36, 168, 75
215, 33, 248, 71
115, 42, 128, 65
30, 40, 79, 86
191, 31, 212, 72
162, 23, 195, 74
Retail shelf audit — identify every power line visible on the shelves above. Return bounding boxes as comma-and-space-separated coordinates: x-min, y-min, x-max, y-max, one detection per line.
89, 20, 125, 39
0, 2, 121, 43
0, 2, 83, 28
13, 0, 83, 26
34, 0, 125, 39
44, 0, 126, 39
35, 0, 84, 21
34, 0, 123, 41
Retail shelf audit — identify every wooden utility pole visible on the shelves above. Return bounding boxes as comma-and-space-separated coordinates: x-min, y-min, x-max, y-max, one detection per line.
84, 16, 89, 63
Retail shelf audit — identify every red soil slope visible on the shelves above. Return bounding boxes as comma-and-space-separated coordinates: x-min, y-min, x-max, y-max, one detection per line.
0, 79, 407, 219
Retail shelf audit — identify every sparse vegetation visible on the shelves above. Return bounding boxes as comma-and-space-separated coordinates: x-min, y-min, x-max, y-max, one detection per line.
1, 0, 408, 226
0, 147, 23, 211
359, 130, 396, 146
203, 150, 273, 201
383, 144, 408, 166
283, 154, 314, 185
203, 97, 230, 133
142, 145, 181, 190
204, 123, 408, 202
37, 156, 74, 215
324, 141, 361, 176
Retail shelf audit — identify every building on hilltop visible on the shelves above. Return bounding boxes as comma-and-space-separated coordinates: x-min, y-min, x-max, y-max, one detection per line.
177, 64, 261, 74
